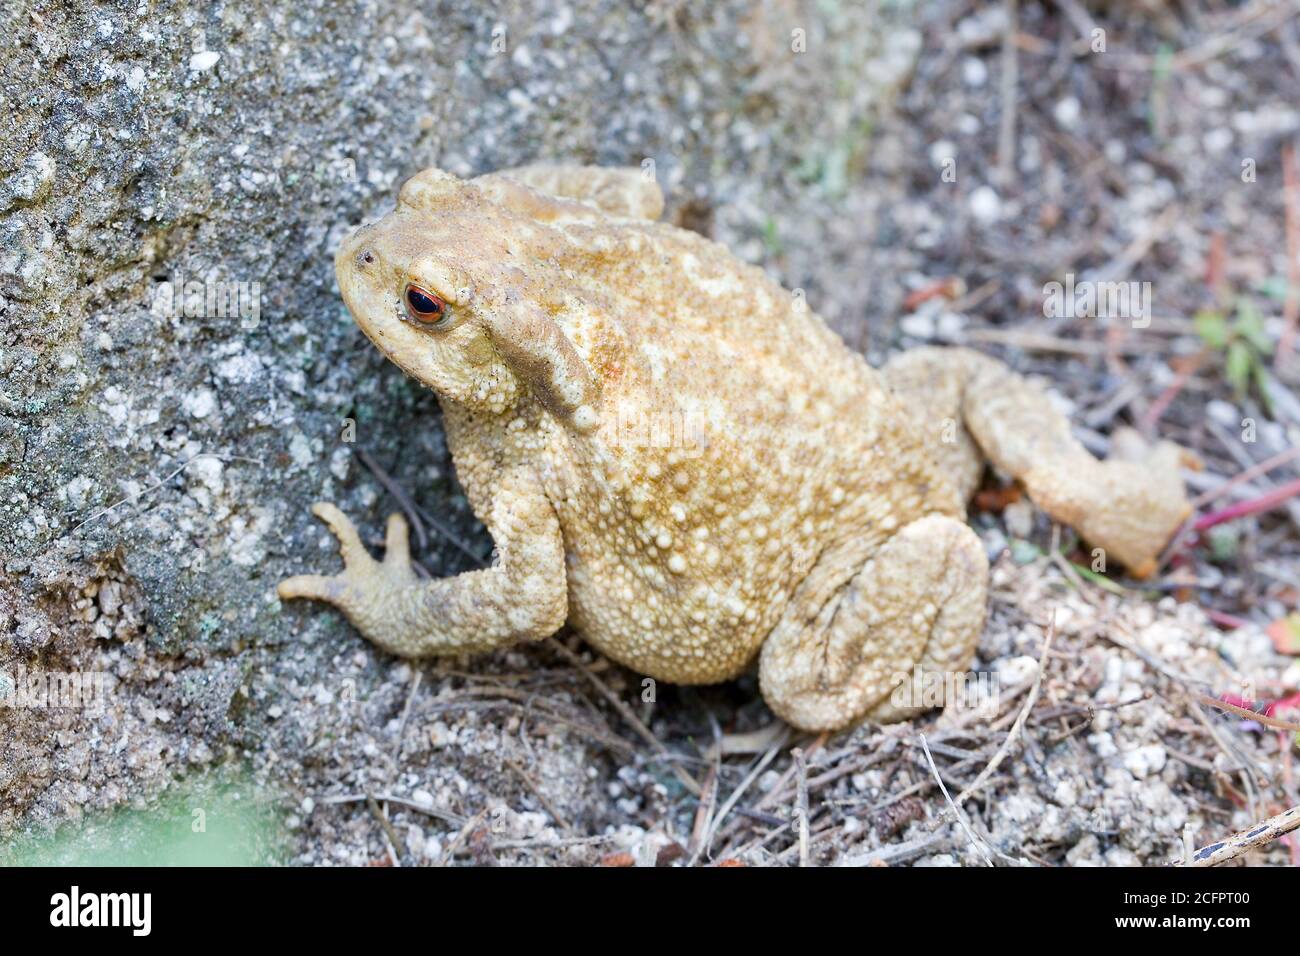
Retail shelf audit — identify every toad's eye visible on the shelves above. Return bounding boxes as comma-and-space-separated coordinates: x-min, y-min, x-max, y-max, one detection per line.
404, 284, 447, 324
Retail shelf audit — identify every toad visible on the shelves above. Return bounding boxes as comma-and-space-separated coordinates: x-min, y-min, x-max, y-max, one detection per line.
279, 164, 1190, 731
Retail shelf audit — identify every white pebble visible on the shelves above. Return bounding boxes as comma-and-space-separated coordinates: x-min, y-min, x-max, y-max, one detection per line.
1053, 96, 1081, 129
188, 51, 221, 73
969, 185, 1002, 223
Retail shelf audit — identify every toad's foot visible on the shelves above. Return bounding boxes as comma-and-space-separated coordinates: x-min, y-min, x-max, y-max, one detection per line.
278, 479, 567, 656
885, 347, 1192, 578
759, 515, 988, 731
278, 503, 423, 650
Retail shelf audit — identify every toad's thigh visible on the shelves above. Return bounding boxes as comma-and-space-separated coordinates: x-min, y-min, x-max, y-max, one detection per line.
759, 515, 987, 731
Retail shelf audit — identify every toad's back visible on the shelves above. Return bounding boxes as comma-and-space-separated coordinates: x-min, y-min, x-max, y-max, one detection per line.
531, 214, 963, 683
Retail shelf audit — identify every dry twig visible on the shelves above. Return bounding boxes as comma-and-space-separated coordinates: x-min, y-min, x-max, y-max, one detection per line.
919, 733, 992, 867
953, 616, 1056, 807
1175, 804, 1300, 867
793, 747, 810, 867
548, 637, 701, 796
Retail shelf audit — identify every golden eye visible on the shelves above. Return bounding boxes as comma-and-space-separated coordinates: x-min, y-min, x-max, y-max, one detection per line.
404, 284, 447, 324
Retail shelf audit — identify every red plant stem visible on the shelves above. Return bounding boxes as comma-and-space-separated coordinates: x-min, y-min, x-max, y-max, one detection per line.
1140, 351, 1206, 434
1194, 475, 1300, 532
1279, 142, 1299, 367
1202, 694, 1300, 731
1219, 692, 1300, 720
1274, 693, 1300, 717
1203, 608, 1251, 630
1191, 444, 1300, 509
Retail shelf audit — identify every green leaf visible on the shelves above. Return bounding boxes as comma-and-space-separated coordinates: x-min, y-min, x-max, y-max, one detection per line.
820, 143, 849, 199
795, 152, 821, 184
1153, 43, 1175, 79
1194, 309, 1228, 349
1257, 275, 1291, 301
1207, 525, 1239, 563
1226, 339, 1253, 395
1069, 562, 1129, 595
1233, 298, 1273, 354
1010, 539, 1041, 565
761, 217, 783, 256
3, 774, 284, 866
1253, 359, 1276, 417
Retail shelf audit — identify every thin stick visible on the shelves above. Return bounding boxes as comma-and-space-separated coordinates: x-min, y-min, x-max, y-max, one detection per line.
947, 278, 1001, 314
355, 448, 490, 567
319, 792, 464, 827
390, 670, 423, 765
712, 733, 827, 856
478, 834, 616, 852
438, 807, 489, 866
1049, 530, 1106, 607
69, 453, 263, 533
505, 756, 572, 832
356, 448, 429, 551
919, 733, 992, 867
1280, 141, 1299, 367
703, 742, 782, 859
961, 327, 1165, 356
793, 747, 810, 868
1197, 693, 1300, 733
1140, 351, 1206, 433
366, 795, 406, 866
837, 833, 957, 868
548, 637, 701, 796
1096, 0, 1300, 73
686, 762, 718, 865
1186, 697, 1264, 820
1175, 804, 1300, 867
995, 0, 1020, 187
953, 615, 1055, 807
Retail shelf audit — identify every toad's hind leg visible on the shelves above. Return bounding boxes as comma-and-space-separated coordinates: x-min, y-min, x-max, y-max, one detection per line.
884, 347, 1191, 578
759, 515, 988, 732
880, 348, 986, 503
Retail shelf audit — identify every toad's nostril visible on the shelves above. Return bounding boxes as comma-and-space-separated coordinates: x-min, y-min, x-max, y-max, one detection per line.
356, 248, 376, 267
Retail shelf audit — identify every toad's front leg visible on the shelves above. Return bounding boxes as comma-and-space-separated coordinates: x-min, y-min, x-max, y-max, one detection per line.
278, 467, 567, 657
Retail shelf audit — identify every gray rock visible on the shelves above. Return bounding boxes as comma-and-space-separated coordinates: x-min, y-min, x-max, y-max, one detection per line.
1, 0, 920, 836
